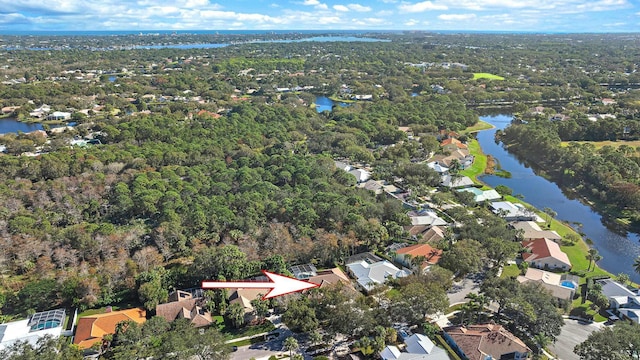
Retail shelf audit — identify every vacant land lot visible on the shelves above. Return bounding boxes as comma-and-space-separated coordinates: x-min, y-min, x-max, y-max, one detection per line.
472, 72, 505, 80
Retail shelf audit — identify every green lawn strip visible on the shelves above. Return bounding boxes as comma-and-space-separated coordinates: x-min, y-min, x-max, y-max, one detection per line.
328, 95, 356, 103
500, 264, 520, 279
447, 303, 466, 313
472, 73, 505, 80
462, 120, 494, 134
459, 139, 487, 183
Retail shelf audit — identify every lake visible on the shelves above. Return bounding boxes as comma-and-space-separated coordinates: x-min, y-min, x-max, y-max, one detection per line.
477, 114, 640, 282
0, 117, 75, 135
315, 96, 351, 113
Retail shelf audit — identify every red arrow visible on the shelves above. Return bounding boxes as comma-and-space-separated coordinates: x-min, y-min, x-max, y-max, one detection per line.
201, 270, 320, 299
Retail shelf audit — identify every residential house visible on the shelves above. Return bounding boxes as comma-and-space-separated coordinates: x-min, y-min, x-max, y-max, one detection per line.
427, 161, 449, 175
0, 309, 66, 351
550, 114, 568, 121
380, 333, 450, 360
349, 168, 371, 183
597, 279, 640, 323
521, 238, 572, 270
421, 225, 447, 243
490, 202, 539, 222
74, 308, 146, 349
516, 268, 578, 301
29, 104, 51, 118
46, 111, 72, 121
440, 138, 468, 152
456, 188, 501, 203
359, 179, 385, 194
511, 221, 562, 242
393, 243, 443, 272
155, 290, 213, 328
289, 264, 318, 280
405, 210, 448, 235
530, 106, 545, 115
227, 288, 266, 321
346, 254, 410, 292
440, 175, 474, 188
1, 106, 20, 114
307, 267, 354, 290
334, 161, 352, 172
601, 98, 616, 105
443, 324, 531, 360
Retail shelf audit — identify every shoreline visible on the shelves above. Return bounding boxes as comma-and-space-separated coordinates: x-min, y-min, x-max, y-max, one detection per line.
466, 119, 629, 285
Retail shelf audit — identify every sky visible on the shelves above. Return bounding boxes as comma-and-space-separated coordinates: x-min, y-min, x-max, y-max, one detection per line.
0, 0, 638, 33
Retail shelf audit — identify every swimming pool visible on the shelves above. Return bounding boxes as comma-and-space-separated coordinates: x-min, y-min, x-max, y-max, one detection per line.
31, 319, 61, 331
561, 280, 576, 289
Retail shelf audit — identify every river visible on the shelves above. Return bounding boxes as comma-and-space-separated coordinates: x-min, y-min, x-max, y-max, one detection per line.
477, 114, 640, 282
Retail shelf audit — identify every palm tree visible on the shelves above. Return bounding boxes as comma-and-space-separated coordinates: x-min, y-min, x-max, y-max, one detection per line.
586, 248, 599, 272
542, 207, 557, 228
533, 333, 550, 355
225, 302, 246, 328
634, 256, 640, 276
284, 336, 299, 358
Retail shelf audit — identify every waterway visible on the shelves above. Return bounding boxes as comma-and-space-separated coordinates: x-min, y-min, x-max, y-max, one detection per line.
476, 114, 640, 282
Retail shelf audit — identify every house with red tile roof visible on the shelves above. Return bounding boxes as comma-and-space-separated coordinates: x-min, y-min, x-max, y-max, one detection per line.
443, 324, 531, 360
521, 238, 571, 270
73, 308, 146, 349
393, 243, 443, 271
440, 137, 468, 151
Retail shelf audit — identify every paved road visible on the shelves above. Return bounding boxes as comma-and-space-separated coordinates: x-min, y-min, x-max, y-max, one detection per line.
548, 319, 603, 360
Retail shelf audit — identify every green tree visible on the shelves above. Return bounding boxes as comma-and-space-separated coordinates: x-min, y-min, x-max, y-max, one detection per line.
586, 249, 601, 272
284, 337, 299, 358
574, 321, 640, 360
439, 239, 486, 277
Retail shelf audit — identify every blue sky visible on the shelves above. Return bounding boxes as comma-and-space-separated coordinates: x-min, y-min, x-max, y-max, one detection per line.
0, 0, 638, 32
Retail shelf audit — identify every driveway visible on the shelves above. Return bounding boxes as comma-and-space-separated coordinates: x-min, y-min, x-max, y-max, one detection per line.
447, 273, 483, 305
548, 319, 603, 360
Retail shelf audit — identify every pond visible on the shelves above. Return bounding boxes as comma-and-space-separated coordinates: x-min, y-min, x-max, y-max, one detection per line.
315, 96, 350, 113
477, 114, 640, 282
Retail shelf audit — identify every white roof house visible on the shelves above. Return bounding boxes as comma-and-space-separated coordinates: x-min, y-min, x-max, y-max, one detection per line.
346, 260, 410, 292
381, 334, 450, 360
456, 187, 501, 202
490, 201, 540, 222
598, 279, 640, 323
427, 161, 449, 174
334, 161, 352, 172
348, 168, 371, 183
511, 221, 562, 242
440, 175, 474, 188
0, 309, 66, 351
408, 210, 448, 227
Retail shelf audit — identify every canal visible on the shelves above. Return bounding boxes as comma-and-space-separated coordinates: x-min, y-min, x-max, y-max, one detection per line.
477, 114, 640, 282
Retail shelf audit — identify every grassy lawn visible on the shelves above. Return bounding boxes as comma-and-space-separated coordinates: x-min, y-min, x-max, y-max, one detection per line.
500, 264, 521, 279
462, 120, 494, 134
447, 303, 466, 313
570, 298, 608, 322
561, 140, 640, 150
459, 139, 487, 182
222, 321, 275, 340
472, 73, 505, 80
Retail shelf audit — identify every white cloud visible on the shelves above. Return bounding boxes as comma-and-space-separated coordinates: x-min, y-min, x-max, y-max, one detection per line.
438, 13, 476, 21
348, 4, 372, 12
316, 3, 328, 9
333, 4, 349, 11
404, 19, 419, 26
398, 1, 448, 13
302, 0, 320, 5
